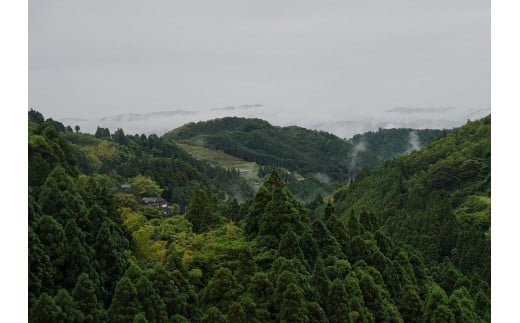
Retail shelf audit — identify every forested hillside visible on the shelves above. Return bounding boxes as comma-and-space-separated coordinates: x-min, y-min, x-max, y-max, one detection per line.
333, 116, 491, 282
28, 110, 490, 322
166, 117, 442, 181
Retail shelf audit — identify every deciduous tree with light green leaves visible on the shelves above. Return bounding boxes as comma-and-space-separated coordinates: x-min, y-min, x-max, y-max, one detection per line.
129, 175, 163, 197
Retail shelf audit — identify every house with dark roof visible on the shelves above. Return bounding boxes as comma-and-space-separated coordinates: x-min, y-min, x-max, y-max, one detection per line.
139, 196, 175, 217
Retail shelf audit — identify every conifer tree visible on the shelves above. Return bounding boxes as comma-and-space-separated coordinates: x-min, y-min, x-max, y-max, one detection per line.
123, 260, 144, 284
326, 279, 351, 323
133, 312, 149, 323
248, 272, 274, 311
310, 258, 329, 306
273, 270, 298, 311
311, 219, 344, 258
307, 302, 328, 323
63, 220, 95, 289
171, 269, 196, 317
448, 288, 479, 322
151, 266, 181, 318
186, 188, 219, 232
38, 166, 88, 228
323, 202, 334, 221
359, 210, 377, 232
245, 185, 272, 237
72, 273, 102, 322
398, 285, 423, 323
227, 302, 247, 323
30, 293, 63, 323
422, 283, 449, 323
34, 215, 66, 285
279, 283, 309, 323
200, 307, 226, 323
358, 273, 387, 322
135, 275, 168, 323
202, 267, 242, 313
28, 227, 55, 303
108, 277, 140, 323
227, 198, 241, 222
259, 185, 307, 240
299, 229, 321, 269
346, 210, 363, 237
54, 289, 84, 323
326, 214, 349, 251
278, 229, 305, 261
474, 289, 491, 321
431, 305, 455, 323
237, 246, 257, 286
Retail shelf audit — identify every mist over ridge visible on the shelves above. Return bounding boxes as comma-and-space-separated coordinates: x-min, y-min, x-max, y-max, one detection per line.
50, 104, 490, 139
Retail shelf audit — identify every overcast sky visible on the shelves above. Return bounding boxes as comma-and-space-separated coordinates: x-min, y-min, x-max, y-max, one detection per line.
29, 0, 490, 138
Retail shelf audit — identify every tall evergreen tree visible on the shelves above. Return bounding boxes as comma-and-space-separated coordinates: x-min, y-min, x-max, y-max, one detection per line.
431, 305, 455, 323
108, 277, 140, 323
323, 202, 334, 221
326, 279, 351, 323
54, 289, 84, 323
71, 273, 103, 322
326, 214, 349, 251
227, 302, 247, 323
248, 272, 274, 312
237, 246, 257, 287
279, 283, 309, 323
28, 227, 55, 303
34, 215, 66, 286
200, 307, 226, 323
30, 293, 63, 323
202, 267, 242, 313
422, 283, 449, 323
135, 275, 168, 323
398, 285, 423, 323
273, 270, 298, 311
151, 266, 181, 318
310, 258, 329, 307
278, 229, 305, 261
186, 188, 220, 233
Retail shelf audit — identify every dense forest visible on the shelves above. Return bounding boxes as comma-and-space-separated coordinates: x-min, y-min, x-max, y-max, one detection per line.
166, 117, 442, 181
28, 110, 490, 322
166, 117, 442, 203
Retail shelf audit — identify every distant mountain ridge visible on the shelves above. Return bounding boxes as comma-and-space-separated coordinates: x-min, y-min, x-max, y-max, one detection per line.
165, 117, 443, 182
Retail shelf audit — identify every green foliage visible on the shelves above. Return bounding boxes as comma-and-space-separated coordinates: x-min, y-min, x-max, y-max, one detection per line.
28, 111, 490, 323
278, 229, 305, 262
227, 302, 247, 323
55, 289, 84, 322
186, 187, 221, 233
202, 267, 242, 313
108, 277, 140, 323
200, 307, 226, 323
72, 273, 103, 322
279, 283, 309, 323
135, 275, 168, 323
334, 116, 491, 283
326, 279, 351, 323
30, 293, 63, 323
167, 117, 442, 183
129, 175, 164, 197
398, 285, 423, 323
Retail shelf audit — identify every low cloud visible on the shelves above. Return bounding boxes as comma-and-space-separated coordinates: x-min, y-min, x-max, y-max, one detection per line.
99, 110, 196, 122
239, 104, 264, 109
405, 131, 421, 154
349, 140, 367, 173
53, 105, 489, 140
211, 106, 237, 111
386, 107, 457, 114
